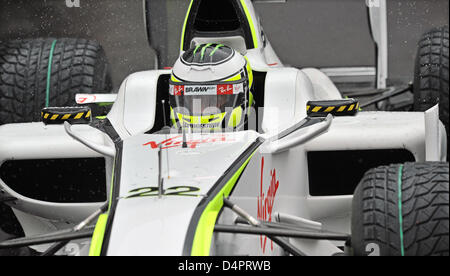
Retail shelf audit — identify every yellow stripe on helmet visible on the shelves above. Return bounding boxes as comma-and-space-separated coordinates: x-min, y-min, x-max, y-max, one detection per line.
244, 56, 253, 89
171, 75, 182, 83
228, 107, 243, 128
178, 113, 226, 125
224, 72, 242, 82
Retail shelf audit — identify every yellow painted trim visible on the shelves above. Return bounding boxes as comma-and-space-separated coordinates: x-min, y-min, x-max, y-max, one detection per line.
337, 106, 347, 112
312, 106, 322, 113
240, 0, 259, 49
191, 150, 257, 256
171, 75, 182, 83
180, 0, 194, 51
88, 214, 108, 256
225, 73, 242, 82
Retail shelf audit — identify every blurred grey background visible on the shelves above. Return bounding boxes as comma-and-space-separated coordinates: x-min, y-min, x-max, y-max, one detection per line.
0, 0, 448, 89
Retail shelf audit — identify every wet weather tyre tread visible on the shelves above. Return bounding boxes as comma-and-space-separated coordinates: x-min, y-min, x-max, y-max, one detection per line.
0, 38, 112, 124
413, 26, 449, 158
0, 38, 112, 245
352, 162, 449, 256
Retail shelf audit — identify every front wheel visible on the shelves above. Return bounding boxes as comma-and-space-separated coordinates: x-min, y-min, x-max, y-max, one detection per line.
351, 162, 449, 256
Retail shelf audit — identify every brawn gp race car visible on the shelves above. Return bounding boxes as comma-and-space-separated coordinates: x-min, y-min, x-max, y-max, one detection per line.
0, 0, 448, 256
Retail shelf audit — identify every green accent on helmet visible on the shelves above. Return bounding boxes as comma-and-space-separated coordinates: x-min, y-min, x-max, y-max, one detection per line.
200, 43, 213, 61
193, 44, 202, 57
209, 44, 224, 57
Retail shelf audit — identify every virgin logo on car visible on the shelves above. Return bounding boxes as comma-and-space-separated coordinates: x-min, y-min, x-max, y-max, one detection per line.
257, 157, 280, 253
76, 94, 96, 104
142, 134, 233, 149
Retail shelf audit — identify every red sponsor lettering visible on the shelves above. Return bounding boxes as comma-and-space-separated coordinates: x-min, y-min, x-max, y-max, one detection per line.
257, 157, 280, 253
174, 85, 184, 96
142, 134, 230, 149
76, 95, 96, 104
217, 84, 233, 95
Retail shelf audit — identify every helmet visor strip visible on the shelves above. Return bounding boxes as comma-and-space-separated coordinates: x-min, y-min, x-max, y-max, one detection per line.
169, 80, 246, 116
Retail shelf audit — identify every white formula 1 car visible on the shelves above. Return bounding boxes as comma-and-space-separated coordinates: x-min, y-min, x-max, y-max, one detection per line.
0, 0, 448, 256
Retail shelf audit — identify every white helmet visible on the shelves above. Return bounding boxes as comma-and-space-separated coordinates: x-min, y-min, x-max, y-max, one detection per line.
169, 43, 254, 131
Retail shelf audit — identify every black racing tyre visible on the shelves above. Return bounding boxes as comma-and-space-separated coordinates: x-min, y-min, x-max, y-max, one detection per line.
0, 38, 112, 246
352, 162, 449, 256
0, 38, 112, 125
413, 26, 449, 158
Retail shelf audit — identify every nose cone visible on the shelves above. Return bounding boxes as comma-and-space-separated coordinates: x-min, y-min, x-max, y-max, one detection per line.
103, 131, 261, 255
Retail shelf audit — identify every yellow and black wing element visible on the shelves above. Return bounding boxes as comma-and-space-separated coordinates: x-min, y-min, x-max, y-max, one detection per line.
307, 98, 359, 117
41, 107, 92, 125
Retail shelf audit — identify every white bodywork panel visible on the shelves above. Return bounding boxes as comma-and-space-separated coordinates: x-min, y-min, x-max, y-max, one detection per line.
301, 68, 342, 100
262, 68, 341, 134
107, 70, 170, 139
107, 196, 201, 256
368, 0, 388, 89
119, 132, 259, 197
0, 123, 112, 221
213, 111, 442, 256
106, 131, 259, 255
75, 93, 117, 105
0, 123, 113, 252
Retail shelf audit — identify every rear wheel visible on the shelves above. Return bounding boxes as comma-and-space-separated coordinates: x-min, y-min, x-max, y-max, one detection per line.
0, 38, 112, 124
413, 26, 449, 159
352, 162, 449, 256
0, 38, 112, 246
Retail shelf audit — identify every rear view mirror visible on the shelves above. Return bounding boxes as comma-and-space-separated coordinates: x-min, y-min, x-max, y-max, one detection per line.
41, 106, 92, 125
